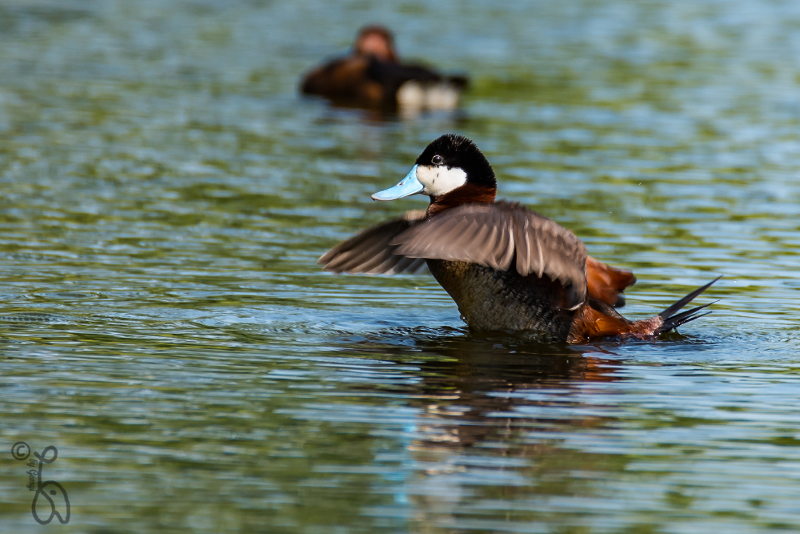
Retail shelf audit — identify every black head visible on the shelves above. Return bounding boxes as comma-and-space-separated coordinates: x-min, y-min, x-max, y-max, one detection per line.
415, 134, 496, 191
371, 134, 497, 205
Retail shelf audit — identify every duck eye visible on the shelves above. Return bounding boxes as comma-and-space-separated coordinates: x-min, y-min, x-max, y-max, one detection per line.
432, 155, 443, 165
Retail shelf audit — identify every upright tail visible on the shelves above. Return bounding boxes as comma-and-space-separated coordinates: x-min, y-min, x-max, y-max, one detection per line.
567, 276, 720, 343
654, 276, 721, 334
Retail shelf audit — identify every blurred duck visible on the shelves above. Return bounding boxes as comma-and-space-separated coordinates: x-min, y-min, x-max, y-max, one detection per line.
300, 25, 468, 112
319, 134, 718, 343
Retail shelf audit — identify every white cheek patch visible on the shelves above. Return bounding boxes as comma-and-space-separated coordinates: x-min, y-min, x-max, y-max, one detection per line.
416, 165, 467, 197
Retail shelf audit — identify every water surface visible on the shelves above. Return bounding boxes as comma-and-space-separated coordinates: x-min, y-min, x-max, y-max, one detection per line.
2, 0, 800, 532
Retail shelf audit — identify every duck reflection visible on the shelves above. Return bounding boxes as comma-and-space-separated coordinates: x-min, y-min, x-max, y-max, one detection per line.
350, 333, 628, 525
379, 335, 621, 451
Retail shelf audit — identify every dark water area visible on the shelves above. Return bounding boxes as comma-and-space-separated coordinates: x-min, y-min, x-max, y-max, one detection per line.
2, 0, 800, 532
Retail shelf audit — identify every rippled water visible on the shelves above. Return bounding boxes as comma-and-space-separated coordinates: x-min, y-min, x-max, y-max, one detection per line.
2, 0, 800, 532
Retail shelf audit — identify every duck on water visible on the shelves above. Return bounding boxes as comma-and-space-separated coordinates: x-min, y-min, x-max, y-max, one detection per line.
319, 134, 719, 343
300, 25, 468, 112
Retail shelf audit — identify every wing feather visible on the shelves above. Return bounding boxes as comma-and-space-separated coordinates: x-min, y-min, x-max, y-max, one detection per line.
319, 211, 429, 275
320, 202, 588, 306
391, 201, 588, 302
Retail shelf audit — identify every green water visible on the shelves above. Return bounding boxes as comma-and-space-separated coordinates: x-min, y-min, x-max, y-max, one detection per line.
2, 0, 800, 532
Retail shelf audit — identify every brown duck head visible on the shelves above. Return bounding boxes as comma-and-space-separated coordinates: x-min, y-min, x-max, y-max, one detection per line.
354, 25, 398, 63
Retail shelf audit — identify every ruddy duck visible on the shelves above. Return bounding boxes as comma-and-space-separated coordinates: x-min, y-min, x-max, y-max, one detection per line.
300, 25, 468, 112
319, 134, 718, 343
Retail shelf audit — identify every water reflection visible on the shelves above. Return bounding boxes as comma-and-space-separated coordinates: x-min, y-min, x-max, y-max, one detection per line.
340, 334, 632, 529
308, 96, 472, 123
356, 333, 621, 452
410, 339, 610, 445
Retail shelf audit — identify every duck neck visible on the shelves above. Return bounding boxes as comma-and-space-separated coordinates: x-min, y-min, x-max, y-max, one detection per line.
426, 184, 497, 218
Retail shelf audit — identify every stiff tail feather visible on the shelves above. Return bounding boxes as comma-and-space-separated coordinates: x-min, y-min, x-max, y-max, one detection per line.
655, 276, 721, 334
568, 275, 720, 343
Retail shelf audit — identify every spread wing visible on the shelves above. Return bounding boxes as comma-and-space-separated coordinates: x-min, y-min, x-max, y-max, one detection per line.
318, 210, 429, 275
390, 201, 588, 303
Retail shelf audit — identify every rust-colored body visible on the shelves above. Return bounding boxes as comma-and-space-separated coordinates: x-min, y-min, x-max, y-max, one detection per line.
428, 251, 669, 342
586, 256, 636, 308
417, 186, 692, 342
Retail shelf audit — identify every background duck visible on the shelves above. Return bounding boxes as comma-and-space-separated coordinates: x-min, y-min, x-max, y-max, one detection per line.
319, 134, 718, 343
300, 25, 469, 112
